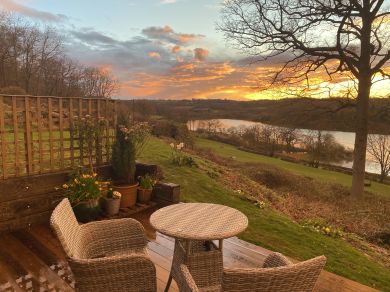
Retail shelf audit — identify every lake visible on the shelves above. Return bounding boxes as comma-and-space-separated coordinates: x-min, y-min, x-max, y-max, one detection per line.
188, 119, 383, 174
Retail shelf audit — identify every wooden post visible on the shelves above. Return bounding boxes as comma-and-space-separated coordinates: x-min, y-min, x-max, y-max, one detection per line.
96, 99, 102, 165
105, 99, 110, 163
12, 96, 20, 176
78, 98, 83, 166
69, 98, 75, 168
48, 98, 54, 171
24, 97, 33, 175
36, 97, 43, 174
0, 96, 6, 179
59, 98, 64, 169
88, 98, 92, 115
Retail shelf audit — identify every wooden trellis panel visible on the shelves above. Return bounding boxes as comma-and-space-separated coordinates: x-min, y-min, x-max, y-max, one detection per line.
0, 96, 117, 179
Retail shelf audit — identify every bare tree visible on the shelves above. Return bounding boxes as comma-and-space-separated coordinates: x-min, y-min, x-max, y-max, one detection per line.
81, 67, 119, 98
367, 134, 390, 182
279, 127, 300, 153
219, 0, 390, 196
205, 119, 223, 133
0, 13, 119, 98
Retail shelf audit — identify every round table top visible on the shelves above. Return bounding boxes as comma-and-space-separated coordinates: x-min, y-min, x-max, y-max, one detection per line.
150, 203, 248, 240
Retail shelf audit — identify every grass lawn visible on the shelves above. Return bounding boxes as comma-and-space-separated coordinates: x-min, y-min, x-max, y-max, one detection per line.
139, 137, 390, 291
195, 137, 390, 198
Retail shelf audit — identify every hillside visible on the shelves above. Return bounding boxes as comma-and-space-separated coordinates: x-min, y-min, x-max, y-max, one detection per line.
124, 98, 390, 135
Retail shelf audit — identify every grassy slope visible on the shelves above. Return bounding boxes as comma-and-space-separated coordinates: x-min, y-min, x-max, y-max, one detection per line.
140, 137, 390, 291
195, 137, 390, 198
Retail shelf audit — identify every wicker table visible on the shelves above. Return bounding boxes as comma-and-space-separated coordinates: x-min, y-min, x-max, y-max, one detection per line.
150, 203, 248, 291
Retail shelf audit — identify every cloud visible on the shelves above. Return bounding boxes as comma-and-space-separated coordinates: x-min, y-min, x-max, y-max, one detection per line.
0, 0, 68, 22
66, 25, 302, 100
71, 30, 118, 46
194, 48, 209, 62
148, 52, 162, 60
171, 45, 181, 54
142, 25, 204, 45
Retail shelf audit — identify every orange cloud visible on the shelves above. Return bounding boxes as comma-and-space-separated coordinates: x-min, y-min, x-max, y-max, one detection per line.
194, 48, 209, 62
142, 25, 203, 45
148, 52, 161, 61
171, 45, 181, 54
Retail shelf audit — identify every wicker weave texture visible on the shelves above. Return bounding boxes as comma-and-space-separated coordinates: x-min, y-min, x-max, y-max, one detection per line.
150, 203, 248, 240
173, 240, 223, 291
179, 252, 326, 292
50, 198, 157, 292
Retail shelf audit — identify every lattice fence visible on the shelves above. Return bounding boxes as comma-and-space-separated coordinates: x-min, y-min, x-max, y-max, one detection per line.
0, 95, 117, 179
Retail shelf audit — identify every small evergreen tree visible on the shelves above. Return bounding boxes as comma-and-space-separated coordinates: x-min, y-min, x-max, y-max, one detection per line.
112, 114, 137, 184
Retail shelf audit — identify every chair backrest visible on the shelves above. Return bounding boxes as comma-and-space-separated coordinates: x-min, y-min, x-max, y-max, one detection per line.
50, 198, 82, 259
222, 256, 326, 292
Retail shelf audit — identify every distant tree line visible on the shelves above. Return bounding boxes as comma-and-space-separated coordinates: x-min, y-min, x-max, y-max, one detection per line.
124, 99, 390, 135
196, 121, 352, 166
0, 13, 118, 97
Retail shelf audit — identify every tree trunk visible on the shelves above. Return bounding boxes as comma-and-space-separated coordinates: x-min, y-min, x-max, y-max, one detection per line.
351, 75, 371, 196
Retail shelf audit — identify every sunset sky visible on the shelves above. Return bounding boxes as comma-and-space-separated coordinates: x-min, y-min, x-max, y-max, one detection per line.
1, 0, 389, 100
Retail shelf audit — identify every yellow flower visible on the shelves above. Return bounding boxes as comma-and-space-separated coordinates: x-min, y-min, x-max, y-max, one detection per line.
95, 181, 99, 185
92, 173, 97, 177
325, 227, 331, 233
62, 184, 69, 189
74, 178, 79, 184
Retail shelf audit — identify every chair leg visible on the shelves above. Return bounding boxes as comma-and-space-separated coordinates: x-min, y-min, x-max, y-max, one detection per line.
164, 274, 173, 292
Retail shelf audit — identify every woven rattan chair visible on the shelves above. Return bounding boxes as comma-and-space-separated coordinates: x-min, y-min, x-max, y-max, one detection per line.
50, 198, 156, 292
178, 252, 326, 292
171, 239, 223, 292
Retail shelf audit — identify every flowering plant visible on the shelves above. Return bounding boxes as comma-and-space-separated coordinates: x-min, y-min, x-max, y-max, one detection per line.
63, 168, 102, 205
104, 181, 122, 199
170, 142, 196, 167
112, 113, 150, 184
301, 219, 343, 238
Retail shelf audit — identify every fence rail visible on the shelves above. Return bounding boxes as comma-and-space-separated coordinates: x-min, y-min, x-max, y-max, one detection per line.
0, 95, 117, 179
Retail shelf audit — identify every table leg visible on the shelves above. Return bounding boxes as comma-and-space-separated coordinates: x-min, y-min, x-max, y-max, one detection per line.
164, 274, 173, 292
219, 239, 223, 251
185, 239, 192, 256
165, 239, 192, 292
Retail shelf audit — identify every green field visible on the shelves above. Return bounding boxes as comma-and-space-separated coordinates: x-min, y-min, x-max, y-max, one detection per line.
139, 137, 390, 291
195, 137, 390, 198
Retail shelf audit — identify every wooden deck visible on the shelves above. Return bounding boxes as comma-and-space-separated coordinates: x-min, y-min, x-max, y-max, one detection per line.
0, 209, 378, 292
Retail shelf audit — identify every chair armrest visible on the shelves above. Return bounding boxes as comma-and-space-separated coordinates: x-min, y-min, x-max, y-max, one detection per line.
69, 254, 156, 291
81, 218, 148, 256
178, 265, 200, 292
262, 252, 292, 268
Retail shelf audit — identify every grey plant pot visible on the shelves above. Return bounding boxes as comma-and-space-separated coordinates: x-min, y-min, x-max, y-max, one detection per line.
103, 197, 121, 216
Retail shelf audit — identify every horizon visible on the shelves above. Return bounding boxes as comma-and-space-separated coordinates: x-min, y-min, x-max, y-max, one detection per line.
0, 0, 389, 100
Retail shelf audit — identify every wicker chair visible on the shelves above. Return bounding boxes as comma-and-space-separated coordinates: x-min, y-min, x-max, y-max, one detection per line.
171, 239, 223, 292
178, 252, 326, 292
50, 198, 156, 292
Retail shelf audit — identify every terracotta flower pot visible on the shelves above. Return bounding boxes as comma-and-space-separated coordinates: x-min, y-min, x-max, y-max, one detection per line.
114, 183, 139, 208
137, 188, 153, 204
102, 197, 121, 216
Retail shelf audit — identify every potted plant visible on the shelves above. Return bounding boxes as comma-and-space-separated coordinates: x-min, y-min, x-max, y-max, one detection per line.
137, 174, 156, 204
63, 168, 102, 222
111, 114, 150, 208
102, 183, 122, 216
